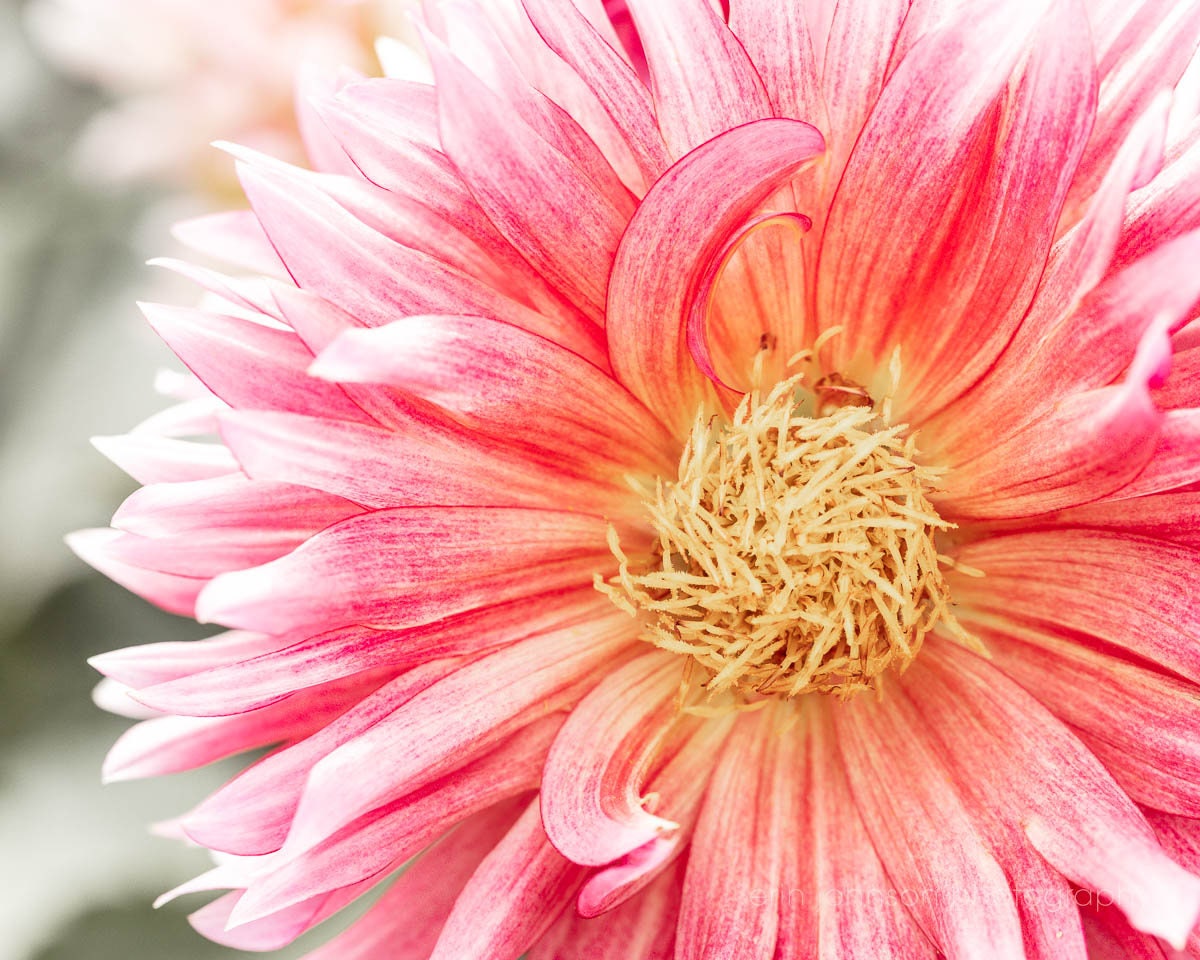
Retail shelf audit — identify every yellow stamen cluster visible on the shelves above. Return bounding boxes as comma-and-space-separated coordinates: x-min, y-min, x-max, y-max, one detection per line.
600, 377, 975, 699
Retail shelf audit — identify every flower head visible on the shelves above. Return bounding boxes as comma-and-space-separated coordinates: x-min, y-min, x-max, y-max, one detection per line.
73, 0, 1200, 956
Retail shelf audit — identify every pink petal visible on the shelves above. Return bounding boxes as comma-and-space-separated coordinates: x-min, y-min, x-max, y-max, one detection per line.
1065, 0, 1200, 220
521, 0, 670, 186
1002, 488, 1200, 550
937, 319, 1167, 519
137, 589, 610, 717
622, 0, 771, 157
819, 0, 1095, 417
924, 98, 1173, 458
67, 528, 205, 617
281, 611, 636, 856
540, 650, 682, 866
236, 160, 605, 363
181, 661, 463, 855
974, 619, 1200, 818
195, 506, 616, 634
951, 529, 1200, 684
171, 210, 286, 277
817, 0, 907, 177
788, 705, 938, 960
217, 408, 637, 517
309, 313, 677, 476
576, 712, 732, 917
90, 434, 238, 485
230, 720, 559, 926
606, 118, 824, 434
1115, 124, 1200, 272
293, 61, 361, 176
675, 709, 785, 960
426, 34, 633, 324
89, 630, 283, 690
728, 0, 825, 126
1111, 407, 1200, 498
101, 670, 395, 783
429, 797, 590, 960
530, 859, 683, 960
314, 82, 589, 329
835, 688, 1026, 958
113, 475, 360, 541
907, 641, 1199, 951
298, 799, 526, 960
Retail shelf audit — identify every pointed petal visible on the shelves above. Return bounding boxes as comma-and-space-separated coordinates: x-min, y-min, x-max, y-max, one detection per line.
951, 529, 1200, 684
835, 688, 1026, 959
540, 650, 682, 866
195, 507, 616, 634
282, 612, 634, 856
676, 709, 784, 960
429, 797, 589, 960
606, 118, 824, 434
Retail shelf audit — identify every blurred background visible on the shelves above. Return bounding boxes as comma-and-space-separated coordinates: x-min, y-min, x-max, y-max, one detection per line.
0, 0, 403, 955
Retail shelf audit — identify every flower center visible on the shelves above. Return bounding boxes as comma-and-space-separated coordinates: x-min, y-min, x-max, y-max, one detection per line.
600, 375, 972, 700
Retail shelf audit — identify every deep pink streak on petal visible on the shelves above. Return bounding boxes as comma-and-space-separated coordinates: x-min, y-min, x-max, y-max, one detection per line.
298, 799, 527, 960
606, 118, 824, 435
950, 529, 1200, 685
540, 650, 682, 867
576, 711, 732, 917
278, 612, 637, 859
429, 797, 590, 960
1014, 488, 1200, 550
195, 506, 617, 635
310, 313, 678, 477
835, 689, 1026, 959
622, 0, 772, 158
974, 619, 1200, 818
426, 32, 634, 326
675, 709, 784, 960
521, 0, 670, 187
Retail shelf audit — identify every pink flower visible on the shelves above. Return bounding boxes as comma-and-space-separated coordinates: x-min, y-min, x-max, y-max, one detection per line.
26, 0, 421, 197
72, 0, 1200, 956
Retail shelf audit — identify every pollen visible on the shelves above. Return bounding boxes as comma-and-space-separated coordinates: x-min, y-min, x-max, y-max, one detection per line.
599, 375, 979, 700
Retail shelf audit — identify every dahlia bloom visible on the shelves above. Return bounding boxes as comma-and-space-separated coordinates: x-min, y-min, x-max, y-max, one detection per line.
26, 0, 422, 197
72, 0, 1200, 956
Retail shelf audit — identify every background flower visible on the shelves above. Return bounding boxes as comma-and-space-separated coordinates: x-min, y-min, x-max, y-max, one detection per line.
24, 0, 423, 201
